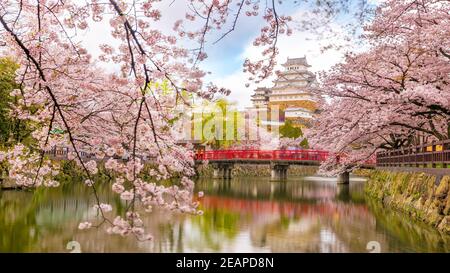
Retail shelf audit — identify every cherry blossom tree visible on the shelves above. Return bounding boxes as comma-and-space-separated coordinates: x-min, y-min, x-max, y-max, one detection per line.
308, 0, 450, 175
0, 0, 375, 239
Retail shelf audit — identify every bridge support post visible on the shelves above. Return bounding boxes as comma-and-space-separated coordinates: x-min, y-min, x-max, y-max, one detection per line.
212, 163, 234, 179
270, 163, 289, 181
224, 165, 233, 179
213, 166, 221, 179
337, 171, 350, 184
281, 167, 288, 180
270, 169, 279, 181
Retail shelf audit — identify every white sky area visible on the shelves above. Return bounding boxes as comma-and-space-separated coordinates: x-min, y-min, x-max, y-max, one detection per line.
211, 19, 350, 109
202, 6, 359, 109
76, 1, 379, 109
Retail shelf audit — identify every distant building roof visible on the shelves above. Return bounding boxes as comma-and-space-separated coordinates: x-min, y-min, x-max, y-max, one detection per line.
254, 87, 271, 92
282, 57, 310, 67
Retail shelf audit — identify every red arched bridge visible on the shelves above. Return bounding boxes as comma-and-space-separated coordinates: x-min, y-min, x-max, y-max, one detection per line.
194, 149, 330, 163
194, 149, 375, 182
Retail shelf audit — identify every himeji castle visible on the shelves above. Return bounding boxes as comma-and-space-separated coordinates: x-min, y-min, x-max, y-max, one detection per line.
249, 56, 319, 128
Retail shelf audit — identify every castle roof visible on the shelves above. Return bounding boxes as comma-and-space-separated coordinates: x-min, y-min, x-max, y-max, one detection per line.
254, 87, 271, 92
282, 57, 310, 67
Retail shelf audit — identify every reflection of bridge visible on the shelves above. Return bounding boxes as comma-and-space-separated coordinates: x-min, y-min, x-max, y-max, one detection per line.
201, 195, 369, 219
200, 194, 378, 252
195, 178, 365, 204
195, 150, 375, 182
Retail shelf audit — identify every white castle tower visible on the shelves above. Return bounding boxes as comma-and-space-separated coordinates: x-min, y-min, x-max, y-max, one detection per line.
249, 56, 319, 127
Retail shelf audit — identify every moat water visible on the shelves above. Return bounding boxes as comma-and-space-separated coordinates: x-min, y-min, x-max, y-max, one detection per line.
1, 176, 449, 252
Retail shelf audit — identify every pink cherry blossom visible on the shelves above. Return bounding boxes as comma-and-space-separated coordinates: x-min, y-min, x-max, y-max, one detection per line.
120, 191, 134, 201
100, 203, 112, 212
308, 0, 450, 174
78, 222, 92, 230
112, 183, 125, 194
0, 0, 379, 240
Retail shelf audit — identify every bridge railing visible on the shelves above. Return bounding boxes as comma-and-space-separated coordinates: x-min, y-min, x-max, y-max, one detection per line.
44, 147, 97, 159
194, 149, 330, 162
376, 140, 450, 168
43, 146, 151, 162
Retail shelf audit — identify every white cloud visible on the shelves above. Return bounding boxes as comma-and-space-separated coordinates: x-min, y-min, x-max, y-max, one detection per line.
212, 9, 353, 109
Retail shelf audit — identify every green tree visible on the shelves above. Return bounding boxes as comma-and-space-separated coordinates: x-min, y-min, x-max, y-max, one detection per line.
279, 120, 302, 139
197, 99, 244, 149
279, 120, 309, 148
0, 57, 18, 143
0, 57, 32, 147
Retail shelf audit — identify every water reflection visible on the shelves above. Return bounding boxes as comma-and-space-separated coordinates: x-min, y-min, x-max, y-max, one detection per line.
0, 176, 449, 252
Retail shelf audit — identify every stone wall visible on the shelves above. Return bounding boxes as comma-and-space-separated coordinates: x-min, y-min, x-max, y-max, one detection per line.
196, 164, 318, 177
365, 170, 450, 234
0, 178, 19, 189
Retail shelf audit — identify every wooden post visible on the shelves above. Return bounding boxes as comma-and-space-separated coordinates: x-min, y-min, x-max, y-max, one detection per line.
415, 146, 420, 168
432, 144, 437, 168
212, 163, 221, 179
443, 141, 448, 169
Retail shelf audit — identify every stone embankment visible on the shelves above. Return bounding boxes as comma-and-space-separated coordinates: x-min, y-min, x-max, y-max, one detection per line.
363, 170, 450, 234
196, 164, 318, 178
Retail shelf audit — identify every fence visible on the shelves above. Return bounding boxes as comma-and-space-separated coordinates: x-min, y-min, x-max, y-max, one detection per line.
376, 140, 450, 168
